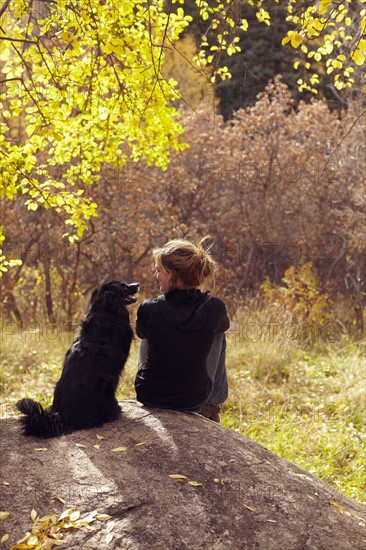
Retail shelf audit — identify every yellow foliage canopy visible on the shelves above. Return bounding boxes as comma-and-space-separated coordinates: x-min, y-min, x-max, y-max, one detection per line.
0, 0, 364, 271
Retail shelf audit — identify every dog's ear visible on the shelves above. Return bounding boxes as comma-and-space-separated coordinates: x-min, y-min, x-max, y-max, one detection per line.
90, 288, 99, 305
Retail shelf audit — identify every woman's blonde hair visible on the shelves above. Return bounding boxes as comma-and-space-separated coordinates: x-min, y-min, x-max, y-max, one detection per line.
153, 237, 217, 291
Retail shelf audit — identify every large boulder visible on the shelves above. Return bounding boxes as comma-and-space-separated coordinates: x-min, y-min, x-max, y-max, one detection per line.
0, 400, 365, 549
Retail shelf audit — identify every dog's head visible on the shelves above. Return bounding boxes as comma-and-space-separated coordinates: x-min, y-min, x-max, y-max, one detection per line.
90, 281, 139, 312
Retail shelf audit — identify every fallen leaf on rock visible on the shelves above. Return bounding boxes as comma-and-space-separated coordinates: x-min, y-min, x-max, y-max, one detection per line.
75, 443, 87, 448
213, 478, 225, 485
0, 534, 9, 544
96, 434, 105, 440
58, 508, 74, 521
106, 521, 115, 533
12, 506, 113, 549
76, 510, 98, 526
2, 481, 9, 486
94, 444, 101, 450
267, 519, 277, 523
106, 532, 113, 544
111, 447, 128, 452
69, 511, 80, 522
135, 442, 147, 446
241, 503, 257, 512
168, 474, 187, 480
188, 481, 203, 487
34, 448, 48, 451
0, 511, 10, 520
96, 514, 113, 521
53, 496, 66, 505
329, 501, 343, 512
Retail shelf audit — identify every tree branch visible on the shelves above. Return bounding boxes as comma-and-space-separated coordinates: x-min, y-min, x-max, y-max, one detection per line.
0, 0, 11, 19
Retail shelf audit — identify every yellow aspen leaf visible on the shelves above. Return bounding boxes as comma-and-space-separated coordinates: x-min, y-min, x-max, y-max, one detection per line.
69, 510, 80, 522
96, 434, 105, 440
75, 443, 87, 448
135, 442, 147, 446
0, 534, 9, 544
188, 481, 203, 487
314, 20, 326, 31
58, 508, 74, 521
111, 447, 128, 452
319, 0, 332, 15
96, 514, 113, 521
80, 510, 97, 521
53, 496, 66, 504
240, 19, 248, 31
291, 33, 304, 48
168, 474, 187, 480
27, 535, 39, 545
94, 444, 101, 449
106, 521, 115, 533
0, 512, 10, 520
31, 509, 38, 521
106, 533, 114, 544
352, 49, 365, 66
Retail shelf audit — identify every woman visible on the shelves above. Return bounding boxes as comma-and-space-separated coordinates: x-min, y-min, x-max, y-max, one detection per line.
134, 238, 230, 422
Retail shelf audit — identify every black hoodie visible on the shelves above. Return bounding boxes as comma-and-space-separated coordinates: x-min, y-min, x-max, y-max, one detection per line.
135, 288, 230, 409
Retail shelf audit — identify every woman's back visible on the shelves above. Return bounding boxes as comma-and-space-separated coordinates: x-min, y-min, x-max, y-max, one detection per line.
135, 288, 229, 408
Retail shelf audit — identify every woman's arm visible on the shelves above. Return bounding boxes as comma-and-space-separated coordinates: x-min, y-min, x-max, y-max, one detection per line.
138, 339, 149, 369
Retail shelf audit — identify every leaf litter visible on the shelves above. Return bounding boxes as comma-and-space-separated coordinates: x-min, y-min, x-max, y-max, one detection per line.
9, 507, 115, 549
168, 474, 203, 487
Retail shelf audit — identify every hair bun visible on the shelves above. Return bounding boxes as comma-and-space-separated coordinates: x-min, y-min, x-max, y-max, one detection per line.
153, 237, 217, 290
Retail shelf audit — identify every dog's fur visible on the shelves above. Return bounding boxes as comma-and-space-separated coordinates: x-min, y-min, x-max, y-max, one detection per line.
16, 281, 139, 438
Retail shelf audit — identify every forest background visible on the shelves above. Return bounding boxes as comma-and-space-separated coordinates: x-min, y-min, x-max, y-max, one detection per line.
0, 0, 365, 505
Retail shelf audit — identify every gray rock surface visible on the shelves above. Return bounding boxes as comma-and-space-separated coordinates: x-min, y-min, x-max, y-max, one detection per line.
1, 399, 365, 549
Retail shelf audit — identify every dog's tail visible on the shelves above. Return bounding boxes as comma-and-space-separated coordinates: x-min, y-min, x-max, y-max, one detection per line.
16, 398, 66, 438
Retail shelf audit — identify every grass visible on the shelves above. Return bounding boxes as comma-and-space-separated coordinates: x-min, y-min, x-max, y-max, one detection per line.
1, 315, 365, 505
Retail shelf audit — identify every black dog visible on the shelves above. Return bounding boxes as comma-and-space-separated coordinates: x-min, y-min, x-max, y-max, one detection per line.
16, 281, 139, 438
